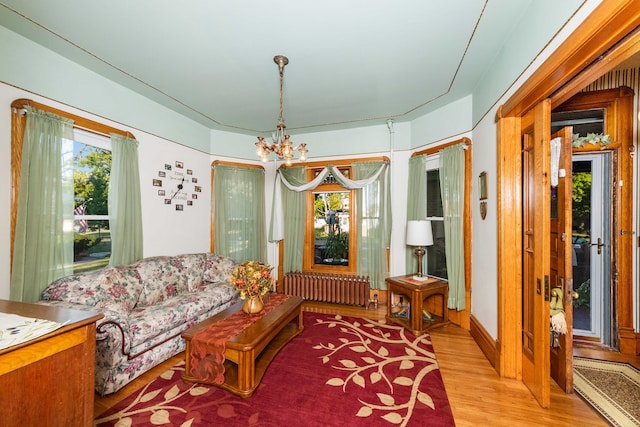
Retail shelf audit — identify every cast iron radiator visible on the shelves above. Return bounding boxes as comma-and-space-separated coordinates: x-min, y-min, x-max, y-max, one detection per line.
283, 272, 370, 306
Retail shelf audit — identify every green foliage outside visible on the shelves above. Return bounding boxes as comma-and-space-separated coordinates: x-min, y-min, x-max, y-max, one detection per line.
74, 144, 111, 230
572, 171, 591, 236
74, 234, 101, 256
324, 231, 349, 260
574, 279, 591, 309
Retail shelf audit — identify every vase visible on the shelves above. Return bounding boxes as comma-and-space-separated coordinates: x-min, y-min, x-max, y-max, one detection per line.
242, 296, 264, 314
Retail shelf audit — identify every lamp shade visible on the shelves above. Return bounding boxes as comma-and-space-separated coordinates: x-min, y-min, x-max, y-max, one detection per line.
406, 220, 433, 247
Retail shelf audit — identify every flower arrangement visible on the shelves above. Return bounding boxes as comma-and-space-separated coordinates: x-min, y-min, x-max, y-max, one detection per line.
230, 261, 274, 300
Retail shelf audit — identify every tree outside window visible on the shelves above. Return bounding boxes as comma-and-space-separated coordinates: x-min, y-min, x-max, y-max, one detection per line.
73, 133, 111, 273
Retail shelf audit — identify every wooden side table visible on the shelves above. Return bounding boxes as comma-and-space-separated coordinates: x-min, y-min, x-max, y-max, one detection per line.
385, 275, 449, 335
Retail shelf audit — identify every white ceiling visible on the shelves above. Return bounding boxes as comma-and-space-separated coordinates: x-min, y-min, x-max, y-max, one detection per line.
1, 1, 550, 135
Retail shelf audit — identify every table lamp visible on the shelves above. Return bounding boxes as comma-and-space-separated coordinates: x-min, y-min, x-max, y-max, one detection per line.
406, 220, 433, 281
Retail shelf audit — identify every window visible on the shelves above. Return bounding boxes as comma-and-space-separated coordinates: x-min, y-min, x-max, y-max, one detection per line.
72, 130, 112, 273
304, 165, 356, 272
425, 156, 448, 279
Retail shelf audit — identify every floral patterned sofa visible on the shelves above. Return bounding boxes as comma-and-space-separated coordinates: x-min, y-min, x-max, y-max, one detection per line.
38, 253, 239, 395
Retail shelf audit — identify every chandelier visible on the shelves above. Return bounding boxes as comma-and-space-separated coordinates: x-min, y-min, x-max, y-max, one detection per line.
255, 55, 308, 165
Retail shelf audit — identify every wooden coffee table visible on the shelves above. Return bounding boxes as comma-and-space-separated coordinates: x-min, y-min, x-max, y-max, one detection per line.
181, 295, 304, 398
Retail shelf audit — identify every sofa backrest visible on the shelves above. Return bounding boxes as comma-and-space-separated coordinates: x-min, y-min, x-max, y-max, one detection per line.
40, 253, 237, 312
41, 265, 144, 316
134, 253, 209, 306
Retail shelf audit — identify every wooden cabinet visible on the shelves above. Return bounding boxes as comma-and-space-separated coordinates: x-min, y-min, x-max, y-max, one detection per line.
385, 275, 449, 336
0, 300, 102, 427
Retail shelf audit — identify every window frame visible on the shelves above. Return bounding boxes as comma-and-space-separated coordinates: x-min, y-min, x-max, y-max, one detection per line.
303, 165, 357, 274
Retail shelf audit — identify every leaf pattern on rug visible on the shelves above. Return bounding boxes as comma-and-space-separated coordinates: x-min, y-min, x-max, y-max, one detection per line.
313, 315, 440, 427
95, 313, 454, 426
95, 361, 253, 426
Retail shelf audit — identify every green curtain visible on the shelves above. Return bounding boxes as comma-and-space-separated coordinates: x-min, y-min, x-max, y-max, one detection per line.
405, 155, 427, 275
213, 165, 266, 263
108, 134, 143, 266
280, 167, 306, 272
439, 145, 466, 310
10, 107, 74, 303
354, 161, 391, 290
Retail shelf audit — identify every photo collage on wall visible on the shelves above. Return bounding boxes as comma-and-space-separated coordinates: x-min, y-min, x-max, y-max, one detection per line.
152, 161, 202, 211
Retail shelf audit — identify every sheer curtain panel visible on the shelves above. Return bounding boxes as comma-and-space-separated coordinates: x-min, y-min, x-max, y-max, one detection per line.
213, 165, 267, 263
354, 161, 391, 290
405, 155, 427, 275
109, 133, 143, 266
439, 144, 466, 310
11, 107, 74, 302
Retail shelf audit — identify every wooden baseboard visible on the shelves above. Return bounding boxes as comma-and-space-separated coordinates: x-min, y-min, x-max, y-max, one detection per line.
618, 327, 640, 355
470, 314, 498, 372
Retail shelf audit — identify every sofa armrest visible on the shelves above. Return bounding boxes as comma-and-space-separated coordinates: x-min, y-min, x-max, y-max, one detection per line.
36, 300, 132, 354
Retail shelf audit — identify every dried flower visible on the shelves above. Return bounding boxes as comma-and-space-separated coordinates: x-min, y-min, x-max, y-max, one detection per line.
229, 261, 274, 299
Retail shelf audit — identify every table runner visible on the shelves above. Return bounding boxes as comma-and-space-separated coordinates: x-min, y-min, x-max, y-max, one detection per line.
189, 293, 291, 384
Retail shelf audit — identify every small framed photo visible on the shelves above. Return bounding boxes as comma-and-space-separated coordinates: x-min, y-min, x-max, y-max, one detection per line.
192, 194, 198, 200
192, 177, 198, 183
175, 204, 183, 211
479, 172, 488, 200
158, 171, 166, 177
158, 189, 165, 196
187, 169, 193, 175
153, 179, 162, 187
164, 164, 172, 171
164, 199, 171, 205
187, 200, 193, 206
175, 161, 184, 169
194, 185, 202, 193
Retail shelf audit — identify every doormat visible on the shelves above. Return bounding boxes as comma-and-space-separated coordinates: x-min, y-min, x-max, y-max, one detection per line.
573, 357, 640, 426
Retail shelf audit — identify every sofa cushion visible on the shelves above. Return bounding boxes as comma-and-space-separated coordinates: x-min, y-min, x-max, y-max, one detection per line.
203, 253, 236, 283
134, 256, 191, 307
171, 253, 207, 291
41, 266, 143, 316
127, 283, 238, 351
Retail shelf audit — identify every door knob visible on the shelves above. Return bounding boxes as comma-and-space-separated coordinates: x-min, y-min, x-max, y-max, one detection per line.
571, 291, 579, 300
590, 237, 604, 255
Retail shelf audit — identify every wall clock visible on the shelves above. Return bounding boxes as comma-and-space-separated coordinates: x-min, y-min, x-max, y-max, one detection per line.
153, 161, 202, 210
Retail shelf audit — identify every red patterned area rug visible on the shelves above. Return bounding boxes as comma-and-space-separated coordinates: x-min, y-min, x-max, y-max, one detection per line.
95, 313, 455, 427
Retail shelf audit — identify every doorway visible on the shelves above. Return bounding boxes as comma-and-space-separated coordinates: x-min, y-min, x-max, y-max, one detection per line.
571, 153, 614, 348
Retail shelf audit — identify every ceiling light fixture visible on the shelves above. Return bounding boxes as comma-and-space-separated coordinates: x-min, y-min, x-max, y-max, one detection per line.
255, 55, 307, 165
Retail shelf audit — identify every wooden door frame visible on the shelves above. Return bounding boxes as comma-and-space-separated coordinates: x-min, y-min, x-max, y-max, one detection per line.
496, 0, 640, 378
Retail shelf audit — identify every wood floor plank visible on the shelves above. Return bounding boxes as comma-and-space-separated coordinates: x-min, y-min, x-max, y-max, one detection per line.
95, 301, 627, 425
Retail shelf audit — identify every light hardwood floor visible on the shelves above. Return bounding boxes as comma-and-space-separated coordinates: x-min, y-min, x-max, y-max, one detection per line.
95, 302, 634, 425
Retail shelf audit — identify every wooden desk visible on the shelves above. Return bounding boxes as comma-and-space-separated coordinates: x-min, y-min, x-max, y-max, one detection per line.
385, 275, 449, 335
0, 299, 102, 427
182, 295, 304, 398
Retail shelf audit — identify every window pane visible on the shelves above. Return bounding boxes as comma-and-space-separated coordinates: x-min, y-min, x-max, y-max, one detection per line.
73, 220, 111, 273
74, 140, 111, 272
427, 220, 447, 279
426, 169, 443, 217
313, 191, 349, 266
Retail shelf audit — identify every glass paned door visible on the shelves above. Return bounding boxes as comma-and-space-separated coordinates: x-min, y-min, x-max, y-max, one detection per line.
572, 153, 611, 344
